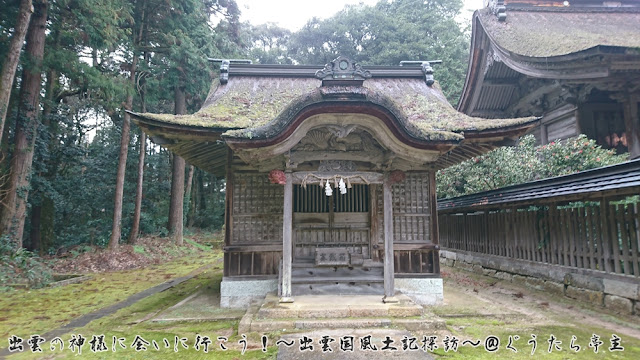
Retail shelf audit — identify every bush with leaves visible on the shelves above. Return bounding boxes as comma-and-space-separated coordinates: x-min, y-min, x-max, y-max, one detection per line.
537, 135, 623, 178
0, 236, 52, 289
437, 134, 626, 199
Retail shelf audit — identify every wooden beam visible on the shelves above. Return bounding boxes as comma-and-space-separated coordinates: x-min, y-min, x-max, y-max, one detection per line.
290, 150, 385, 166
291, 171, 384, 184
383, 174, 397, 302
280, 170, 294, 303
505, 81, 560, 115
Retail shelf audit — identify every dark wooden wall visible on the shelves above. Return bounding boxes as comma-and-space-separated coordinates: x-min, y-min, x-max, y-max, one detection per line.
374, 172, 438, 275
225, 170, 283, 277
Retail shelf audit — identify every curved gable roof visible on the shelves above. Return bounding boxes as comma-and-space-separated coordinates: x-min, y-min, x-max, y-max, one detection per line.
130, 60, 538, 173
478, 8, 640, 58
132, 68, 535, 144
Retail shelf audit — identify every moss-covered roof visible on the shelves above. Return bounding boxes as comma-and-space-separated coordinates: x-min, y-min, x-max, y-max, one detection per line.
134, 74, 535, 144
478, 8, 640, 57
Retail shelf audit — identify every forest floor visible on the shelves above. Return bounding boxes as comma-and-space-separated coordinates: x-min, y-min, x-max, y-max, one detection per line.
1, 237, 639, 359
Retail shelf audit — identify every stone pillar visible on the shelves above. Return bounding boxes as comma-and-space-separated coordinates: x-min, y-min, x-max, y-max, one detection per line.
280, 170, 294, 303
383, 173, 397, 302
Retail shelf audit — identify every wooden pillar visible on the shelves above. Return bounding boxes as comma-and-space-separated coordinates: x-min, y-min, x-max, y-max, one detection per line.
428, 170, 441, 274
540, 124, 549, 145
623, 94, 640, 159
383, 173, 397, 302
280, 170, 294, 303
224, 149, 233, 247
369, 184, 379, 261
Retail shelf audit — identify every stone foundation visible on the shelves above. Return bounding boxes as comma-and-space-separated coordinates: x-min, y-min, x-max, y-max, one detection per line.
221, 277, 444, 308
441, 249, 639, 315
220, 278, 278, 308
395, 278, 444, 305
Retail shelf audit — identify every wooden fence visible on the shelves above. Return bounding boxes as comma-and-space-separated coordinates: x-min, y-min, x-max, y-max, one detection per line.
438, 160, 640, 278
439, 202, 640, 277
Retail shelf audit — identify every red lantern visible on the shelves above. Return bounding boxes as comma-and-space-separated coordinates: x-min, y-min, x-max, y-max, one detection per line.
268, 170, 286, 185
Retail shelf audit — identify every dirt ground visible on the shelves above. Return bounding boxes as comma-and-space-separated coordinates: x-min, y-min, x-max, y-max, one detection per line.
439, 266, 640, 340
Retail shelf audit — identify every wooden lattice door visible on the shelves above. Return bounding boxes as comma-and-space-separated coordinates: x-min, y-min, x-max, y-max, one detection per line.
292, 184, 371, 262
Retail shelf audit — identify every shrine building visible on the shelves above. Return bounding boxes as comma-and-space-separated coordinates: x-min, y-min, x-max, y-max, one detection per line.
130, 56, 537, 308
458, 0, 640, 158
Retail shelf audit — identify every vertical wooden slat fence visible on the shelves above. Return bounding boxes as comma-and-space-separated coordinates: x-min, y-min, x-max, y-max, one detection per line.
439, 160, 640, 278
439, 200, 640, 278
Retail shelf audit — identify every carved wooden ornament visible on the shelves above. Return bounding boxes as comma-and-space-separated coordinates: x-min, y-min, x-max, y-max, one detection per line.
389, 170, 407, 184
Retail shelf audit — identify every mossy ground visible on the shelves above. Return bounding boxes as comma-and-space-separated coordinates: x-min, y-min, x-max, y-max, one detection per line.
2, 239, 639, 359
2, 234, 277, 359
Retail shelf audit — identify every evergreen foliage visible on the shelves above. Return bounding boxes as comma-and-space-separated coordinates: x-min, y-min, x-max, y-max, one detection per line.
1, 0, 242, 254
285, 0, 469, 103
437, 134, 627, 199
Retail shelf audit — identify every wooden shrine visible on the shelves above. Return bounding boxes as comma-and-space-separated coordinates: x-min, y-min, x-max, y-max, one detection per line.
131, 56, 537, 307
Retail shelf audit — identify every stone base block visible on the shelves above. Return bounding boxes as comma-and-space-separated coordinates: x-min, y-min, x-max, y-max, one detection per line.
220, 278, 278, 308
604, 295, 633, 315
543, 281, 565, 296
395, 278, 443, 305
565, 286, 604, 306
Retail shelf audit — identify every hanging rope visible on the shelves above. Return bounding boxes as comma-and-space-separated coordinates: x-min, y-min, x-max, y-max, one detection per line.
300, 173, 370, 195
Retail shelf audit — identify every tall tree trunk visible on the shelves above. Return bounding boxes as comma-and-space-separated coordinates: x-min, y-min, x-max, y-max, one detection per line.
185, 165, 194, 199
109, 0, 147, 250
198, 170, 206, 211
128, 131, 146, 244
108, 59, 138, 250
127, 4, 149, 245
0, 0, 47, 249
0, 80, 18, 224
128, 57, 148, 244
29, 57, 58, 254
184, 164, 194, 225
187, 168, 200, 227
0, 0, 33, 146
168, 82, 186, 245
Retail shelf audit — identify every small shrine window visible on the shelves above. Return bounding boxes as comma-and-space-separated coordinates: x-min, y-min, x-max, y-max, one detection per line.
293, 184, 369, 213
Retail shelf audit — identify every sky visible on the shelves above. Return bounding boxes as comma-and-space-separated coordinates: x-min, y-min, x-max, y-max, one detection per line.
234, 0, 485, 31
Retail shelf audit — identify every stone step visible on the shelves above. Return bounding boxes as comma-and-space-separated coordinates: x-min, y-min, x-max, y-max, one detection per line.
237, 294, 442, 334
292, 276, 383, 283
255, 294, 422, 319
249, 317, 446, 332
293, 282, 383, 296
292, 266, 384, 279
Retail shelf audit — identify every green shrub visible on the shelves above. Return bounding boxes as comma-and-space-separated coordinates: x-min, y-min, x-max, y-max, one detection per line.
0, 236, 52, 289
437, 134, 626, 199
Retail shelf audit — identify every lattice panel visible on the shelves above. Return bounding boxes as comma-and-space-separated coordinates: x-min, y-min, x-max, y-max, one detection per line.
392, 172, 431, 243
231, 172, 283, 244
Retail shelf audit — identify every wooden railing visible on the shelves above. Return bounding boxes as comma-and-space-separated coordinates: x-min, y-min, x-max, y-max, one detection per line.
438, 160, 640, 278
